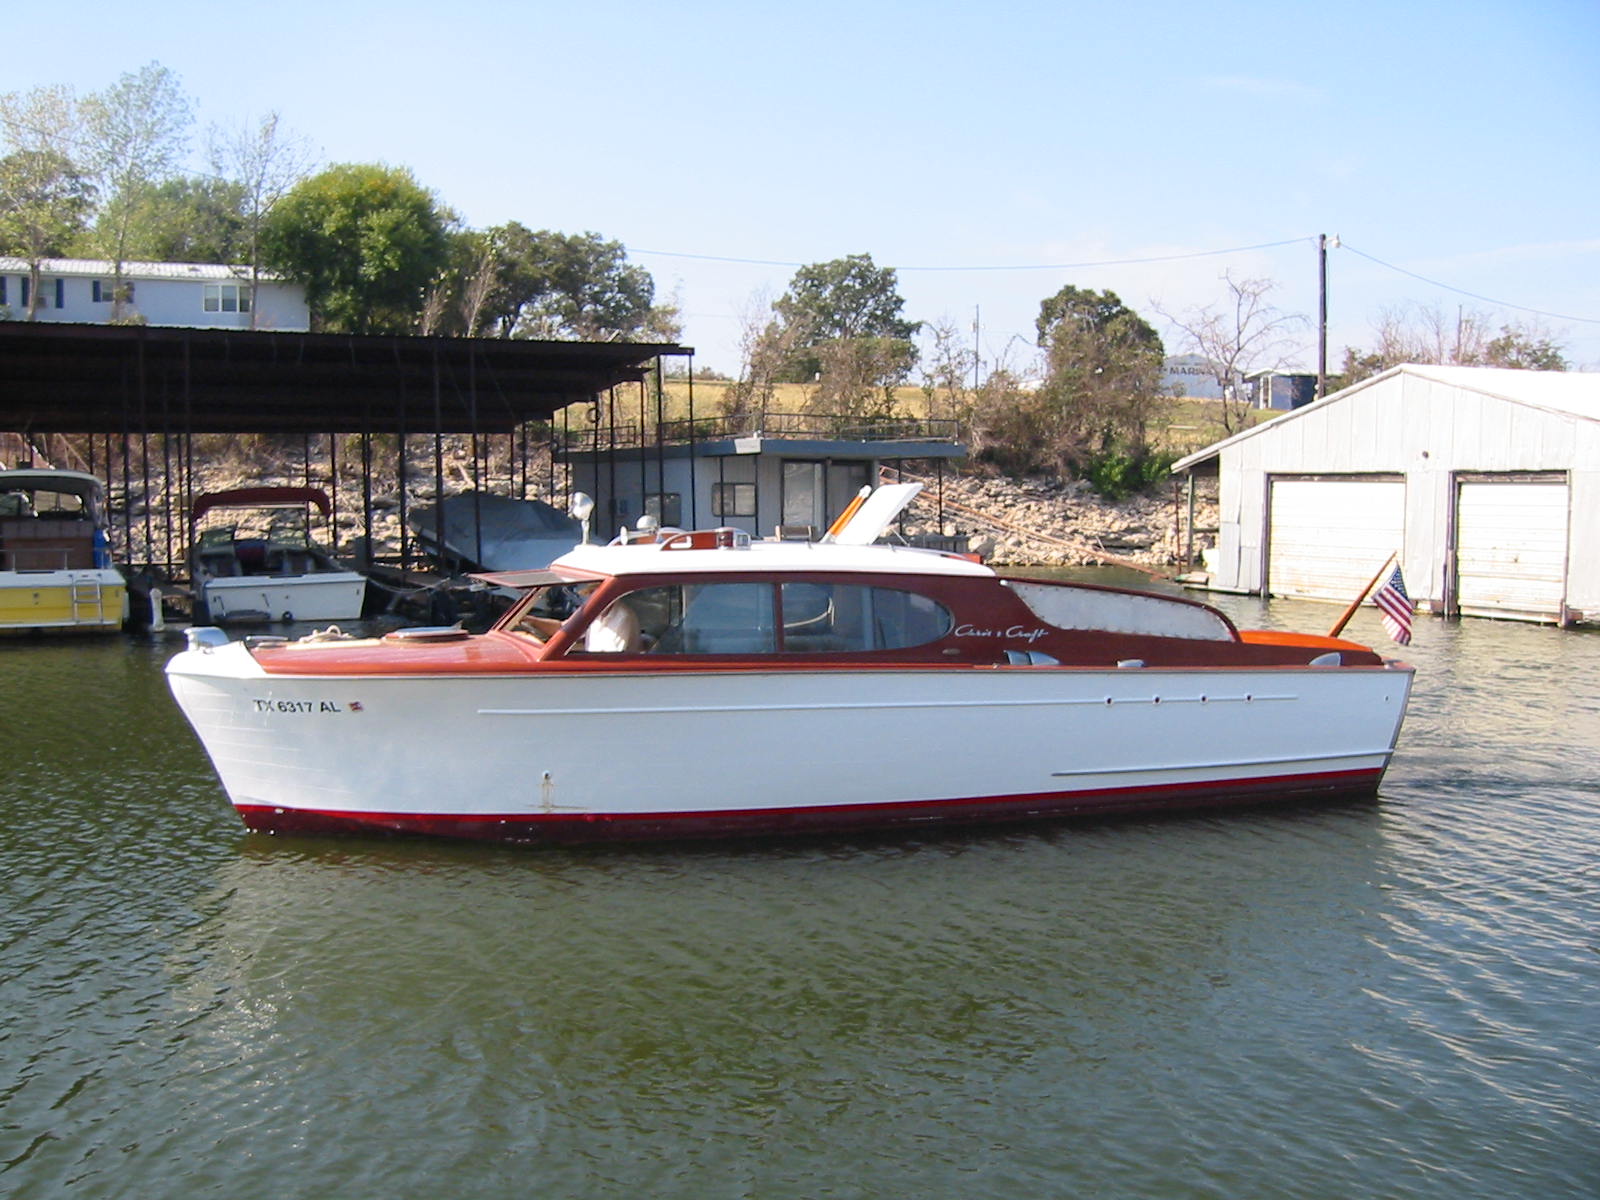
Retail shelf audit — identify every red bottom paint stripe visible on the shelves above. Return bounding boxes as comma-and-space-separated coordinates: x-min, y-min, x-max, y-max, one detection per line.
233, 768, 1386, 844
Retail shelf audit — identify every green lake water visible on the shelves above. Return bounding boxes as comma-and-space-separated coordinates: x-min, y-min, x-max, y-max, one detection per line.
3, 590, 1597, 1198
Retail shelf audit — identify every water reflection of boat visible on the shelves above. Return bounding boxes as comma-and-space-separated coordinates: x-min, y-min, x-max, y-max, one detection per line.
0, 468, 127, 634
407, 491, 581, 572
190, 487, 367, 625
167, 484, 1415, 845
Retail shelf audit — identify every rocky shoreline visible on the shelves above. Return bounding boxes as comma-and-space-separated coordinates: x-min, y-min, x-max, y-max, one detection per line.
903, 472, 1217, 571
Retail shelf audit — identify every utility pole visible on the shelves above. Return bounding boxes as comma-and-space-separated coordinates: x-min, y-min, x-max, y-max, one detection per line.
1317, 234, 1328, 401
1317, 234, 1339, 400
972, 305, 981, 392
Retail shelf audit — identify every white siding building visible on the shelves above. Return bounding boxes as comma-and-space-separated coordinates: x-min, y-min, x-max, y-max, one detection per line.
1173, 364, 1600, 626
0, 258, 309, 331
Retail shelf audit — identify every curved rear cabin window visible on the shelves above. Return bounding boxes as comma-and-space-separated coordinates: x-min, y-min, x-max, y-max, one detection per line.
578, 582, 951, 655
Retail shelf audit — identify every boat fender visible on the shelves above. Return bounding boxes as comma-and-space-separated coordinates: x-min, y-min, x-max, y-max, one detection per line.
1116, 658, 1146, 669
1308, 651, 1342, 667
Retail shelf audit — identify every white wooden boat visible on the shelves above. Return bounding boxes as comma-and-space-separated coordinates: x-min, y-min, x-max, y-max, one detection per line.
190, 487, 366, 624
0, 468, 127, 634
167, 486, 1413, 844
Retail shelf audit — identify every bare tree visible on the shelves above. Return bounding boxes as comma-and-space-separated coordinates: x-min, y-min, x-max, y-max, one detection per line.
918, 316, 978, 426
1154, 272, 1308, 434
80, 62, 193, 320
208, 111, 313, 328
722, 288, 809, 424
1339, 302, 1569, 382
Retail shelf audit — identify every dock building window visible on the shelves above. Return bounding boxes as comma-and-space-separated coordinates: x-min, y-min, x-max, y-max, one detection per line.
712, 482, 755, 518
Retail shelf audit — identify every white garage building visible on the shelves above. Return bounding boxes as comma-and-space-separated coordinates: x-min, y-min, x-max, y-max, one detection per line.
1173, 364, 1600, 626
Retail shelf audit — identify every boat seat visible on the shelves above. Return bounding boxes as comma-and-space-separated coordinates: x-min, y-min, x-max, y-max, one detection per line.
584, 600, 642, 653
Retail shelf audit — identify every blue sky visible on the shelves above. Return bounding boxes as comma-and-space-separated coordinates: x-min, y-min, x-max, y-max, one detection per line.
10, 0, 1599, 372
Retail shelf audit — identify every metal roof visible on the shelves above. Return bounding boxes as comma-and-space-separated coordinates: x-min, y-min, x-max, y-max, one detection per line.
0, 257, 275, 282
1172, 363, 1600, 473
0, 322, 691, 435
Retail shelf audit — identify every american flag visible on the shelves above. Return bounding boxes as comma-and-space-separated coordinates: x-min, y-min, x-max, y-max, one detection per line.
1372, 564, 1413, 645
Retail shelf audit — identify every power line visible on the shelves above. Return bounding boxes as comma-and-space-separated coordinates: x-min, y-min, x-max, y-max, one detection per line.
1339, 241, 1600, 327
626, 237, 1311, 274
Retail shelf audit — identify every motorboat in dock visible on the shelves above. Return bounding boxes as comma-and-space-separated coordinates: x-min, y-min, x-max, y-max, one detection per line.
0, 468, 128, 634
189, 487, 366, 625
166, 484, 1414, 845
407, 490, 582, 571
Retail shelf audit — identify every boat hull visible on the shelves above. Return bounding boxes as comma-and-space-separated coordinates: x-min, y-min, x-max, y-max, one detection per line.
167, 644, 1413, 844
0, 568, 127, 633
200, 572, 367, 623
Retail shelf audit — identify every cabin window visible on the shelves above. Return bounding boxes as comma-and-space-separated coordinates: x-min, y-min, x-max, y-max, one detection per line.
779, 583, 952, 652
582, 583, 776, 655
712, 482, 755, 518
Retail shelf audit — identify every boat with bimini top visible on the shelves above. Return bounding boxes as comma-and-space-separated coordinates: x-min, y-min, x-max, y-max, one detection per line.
0, 468, 127, 634
189, 487, 367, 625
166, 484, 1414, 845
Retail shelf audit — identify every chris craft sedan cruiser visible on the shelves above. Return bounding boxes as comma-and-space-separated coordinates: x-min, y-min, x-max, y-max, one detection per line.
166, 485, 1413, 845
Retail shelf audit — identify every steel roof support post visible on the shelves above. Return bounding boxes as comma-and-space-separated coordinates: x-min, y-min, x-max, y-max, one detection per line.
161, 370, 174, 575
328, 431, 339, 555
653, 363, 665, 527
182, 338, 193, 584
138, 336, 152, 567
120, 348, 133, 563
607, 387, 618, 536
469, 345, 483, 570
687, 360, 697, 528
432, 345, 445, 569
395, 340, 410, 572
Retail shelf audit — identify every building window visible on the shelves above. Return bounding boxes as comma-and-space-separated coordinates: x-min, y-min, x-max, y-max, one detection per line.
92, 280, 115, 303
203, 283, 251, 314
712, 482, 756, 517
643, 492, 682, 527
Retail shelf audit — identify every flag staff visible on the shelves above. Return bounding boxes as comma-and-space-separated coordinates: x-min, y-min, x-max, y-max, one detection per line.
1327, 552, 1397, 639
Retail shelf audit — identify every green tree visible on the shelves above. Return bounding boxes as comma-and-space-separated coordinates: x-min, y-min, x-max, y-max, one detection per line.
1482, 324, 1567, 370
974, 285, 1166, 481
122, 175, 247, 262
478, 224, 672, 341
262, 163, 451, 334
80, 62, 194, 318
0, 150, 94, 316
772, 253, 920, 384
0, 84, 92, 319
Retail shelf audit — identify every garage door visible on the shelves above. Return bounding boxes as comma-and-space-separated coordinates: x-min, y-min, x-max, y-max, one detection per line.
1456, 480, 1568, 621
1267, 478, 1405, 602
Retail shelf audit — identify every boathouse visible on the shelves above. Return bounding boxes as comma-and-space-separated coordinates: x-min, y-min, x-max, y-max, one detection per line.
1172, 364, 1600, 626
561, 414, 965, 542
